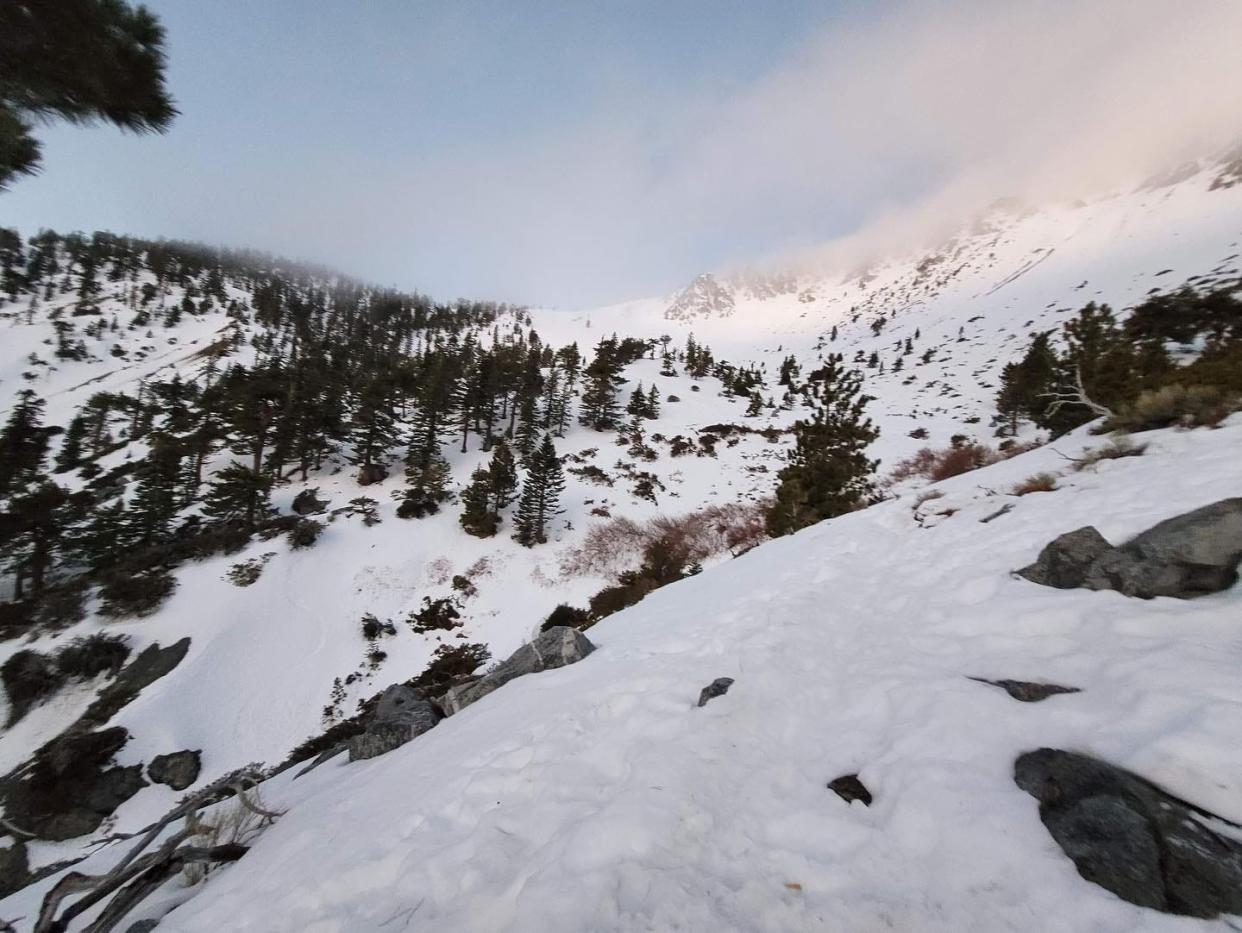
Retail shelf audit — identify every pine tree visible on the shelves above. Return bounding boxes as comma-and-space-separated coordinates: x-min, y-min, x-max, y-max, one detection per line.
646, 384, 660, 419
626, 382, 648, 420
0, 0, 177, 188
514, 434, 565, 546
0, 481, 70, 598
53, 414, 88, 472
0, 389, 49, 497
579, 337, 624, 430
766, 359, 879, 537
126, 433, 183, 546
202, 462, 273, 527
458, 440, 518, 537
459, 466, 496, 537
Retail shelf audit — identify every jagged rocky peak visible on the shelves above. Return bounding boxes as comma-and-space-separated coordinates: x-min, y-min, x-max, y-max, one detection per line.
664, 272, 736, 321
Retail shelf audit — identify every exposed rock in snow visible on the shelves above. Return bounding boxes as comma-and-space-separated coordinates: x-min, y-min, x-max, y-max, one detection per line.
1015, 748, 1242, 918
827, 774, 873, 807
439, 627, 595, 715
696, 677, 735, 707
1091, 497, 1242, 597
290, 488, 328, 515
147, 749, 202, 791
0, 842, 30, 898
1015, 527, 1114, 589
4, 727, 146, 841
347, 685, 441, 762
355, 464, 389, 487
968, 678, 1081, 702
1019, 498, 1242, 599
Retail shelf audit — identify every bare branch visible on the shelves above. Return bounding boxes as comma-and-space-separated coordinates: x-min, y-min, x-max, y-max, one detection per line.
1039, 366, 1113, 419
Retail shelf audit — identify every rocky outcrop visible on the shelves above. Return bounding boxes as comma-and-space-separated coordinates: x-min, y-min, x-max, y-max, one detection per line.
147, 749, 202, 790
348, 685, 441, 762
664, 273, 736, 322
827, 774, 873, 806
291, 487, 328, 515
1015, 748, 1242, 917
1015, 527, 1114, 589
356, 464, 388, 486
0, 840, 30, 898
4, 727, 147, 841
439, 627, 595, 715
0, 640, 188, 844
968, 677, 1080, 702
83, 638, 191, 729
1017, 499, 1242, 599
696, 677, 735, 707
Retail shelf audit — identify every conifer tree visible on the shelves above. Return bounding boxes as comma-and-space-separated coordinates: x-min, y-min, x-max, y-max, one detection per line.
459, 439, 518, 537
126, 433, 183, 546
0, 0, 177, 188
459, 465, 496, 537
54, 414, 89, 473
514, 434, 565, 546
766, 359, 878, 537
0, 481, 69, 597
202, 462, 273, 527
579, 338, 623, 430
0, 389, 49, 497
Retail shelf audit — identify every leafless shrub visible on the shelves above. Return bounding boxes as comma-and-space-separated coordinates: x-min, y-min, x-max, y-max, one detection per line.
1011, 473, 1058, 496
1072, 436, 1148, 471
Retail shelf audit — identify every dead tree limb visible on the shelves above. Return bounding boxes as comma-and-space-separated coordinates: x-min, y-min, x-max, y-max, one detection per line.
1039, 367, 1113, 419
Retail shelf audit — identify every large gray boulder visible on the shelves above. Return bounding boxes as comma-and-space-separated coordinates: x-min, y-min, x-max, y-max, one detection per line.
1015, 748, 1242, 917
440, 627, 595, 715
1018, 499, 1242, 599
348, 684, 441, 762
147, 749, 201, 791
1016, 527, 1115, 589
1091, 497, 1242, 598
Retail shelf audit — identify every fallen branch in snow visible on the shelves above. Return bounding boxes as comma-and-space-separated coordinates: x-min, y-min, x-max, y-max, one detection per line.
979, 503, 1016, 523
35, 767, 277, 933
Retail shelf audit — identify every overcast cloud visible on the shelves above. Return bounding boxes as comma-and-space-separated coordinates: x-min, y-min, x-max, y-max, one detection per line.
3, 0, 1240, 306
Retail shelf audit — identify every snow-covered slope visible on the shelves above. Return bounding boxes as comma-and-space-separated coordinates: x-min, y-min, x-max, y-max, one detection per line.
11, 416, 1242, 932
2, 156, 1241, 926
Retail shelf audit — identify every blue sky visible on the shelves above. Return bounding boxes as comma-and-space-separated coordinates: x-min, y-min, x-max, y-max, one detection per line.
2, 1, 1239, 306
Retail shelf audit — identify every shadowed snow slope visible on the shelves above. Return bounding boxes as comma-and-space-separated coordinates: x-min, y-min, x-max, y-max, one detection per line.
142, 416, 1242, 932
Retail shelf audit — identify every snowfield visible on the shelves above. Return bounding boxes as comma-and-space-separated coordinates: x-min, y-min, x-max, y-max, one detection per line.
111, 416, 1242, 932
2, 158, 1242, 928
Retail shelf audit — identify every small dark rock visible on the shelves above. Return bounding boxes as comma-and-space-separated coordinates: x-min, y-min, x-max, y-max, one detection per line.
291, 487, 328, 515
1016, 527, 1115, 589
696, 677, 735, 707
828, 774, 873, 806
125, 920, 160, 933
356, 464, 389, 487
147, 749, 201, 791
969, 677, 1081, 702
1015, 748, 1242, 917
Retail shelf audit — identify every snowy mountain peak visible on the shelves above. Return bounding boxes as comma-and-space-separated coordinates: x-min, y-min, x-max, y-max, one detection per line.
664, 272, 736, 321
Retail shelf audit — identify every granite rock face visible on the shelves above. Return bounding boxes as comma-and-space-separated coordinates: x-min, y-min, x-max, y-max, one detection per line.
1018, 499, 1242, 599
439, 627, 596, 715
347, 685, 441, 762
1015, 748, 1242, 917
